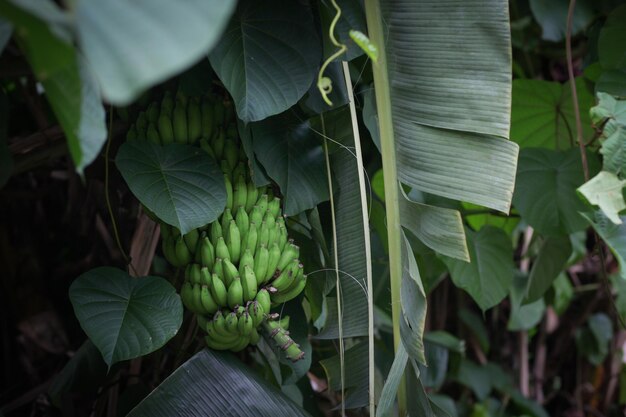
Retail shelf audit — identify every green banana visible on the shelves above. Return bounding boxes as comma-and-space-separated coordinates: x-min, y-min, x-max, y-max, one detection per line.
146, 102, 160, 123
224, 175, 233, 211
225, 311, 239, 333
255, 288, 271, 314
243, 223, 258, 257
199, 266, 212, 286
250, 206, 263, 226
223, 139, 239, 171
188, 263, 203, 285
237, 311, 253, 336
278, 315, 290, 330
226, 220, 241, 263
254, 244, 269, 285
264, 212, 276, 234
267, 197, 281, 219
277, 224, 288, 251
200, 285, 219, 314
266, 243, 281, 282
126, 125, 138, 141
249, 328, 261, 345
261, 320, 304, 362
223, 258, 239, 285
257, 194, 269, 215
245, 182, 259, 212
220, 209, 233, 240
187, 98, 202, 144
196, 314, 209, 333
136, 112, 148, 132
271, 260, 299, 292
213, 258, 226, 285
210, 273, 228, 307
235, 206, 249, 238
210, 222, 223, 246
271, 273, 306, 304
257, 221, 269, 250
200, 138, 216, 160
180, 281, 195, 311
161, 237, 178, 266
213, 128, 225, 160
238, 249, 254, 276
233, 175, 247, 213
214, 99, 225, 125
161, 91, 174, 115
215, 236, 230, 262
199, 236, 215, 270
146, 123, 161, 145
183, 228, 199, 254
191, 283, 205, 314
232, 162, 246, 186
249, 300, 265, 327
267, 223, 278, 249
277, 243, 299, 271
212, 310, 231, 338
242, 265, 258, 302
157, 112, 175, 145
201, 97, 215, 138
173, 100, 188, 144
227, 276, 244, 308
160, 223, 172, 240
230, 335, 251, 352
174, 236, 192, 266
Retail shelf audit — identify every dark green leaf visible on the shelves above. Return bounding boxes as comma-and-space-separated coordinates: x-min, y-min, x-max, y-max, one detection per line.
576, 313, 613, 365
69, 267, 183, 367
442, 226, 514, 311
598, 4, 626, 70
597, 68, 626, 97
320, 342, 369, 410
526, 235, 572, 303
361, 86, 380, 152
510, 78, 594, 149
209, 0, 321, 122
513, 148, 599, 236
76, 0, 235, 105
116, 142, 226, 234
0, 1, 107, 174
584, 211, 626, 278
0, 17, 11, 52
48, 341, 107, 407
400, 232, 427, 363
508, 273, 545, 331
128, 349, 311, 416
529, 0, 594, 42
458, 309, 489, 354
0, 89, 11, 188
453, 359, 492, 401
418, 341, 449, 390
319, 0, 366, 61
251, 111, 329, 216
376, 343, 408, 417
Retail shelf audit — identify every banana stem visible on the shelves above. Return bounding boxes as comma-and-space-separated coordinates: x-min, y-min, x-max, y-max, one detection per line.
364, 0, 406, 414
261, 320, 304, 362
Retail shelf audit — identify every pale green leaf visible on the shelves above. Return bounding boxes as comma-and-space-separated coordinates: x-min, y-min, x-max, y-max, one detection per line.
578, 171, 626, 224
513, 148, 599, 236
115, 142, 227, 235
529, 0, 594, 42
526, 236, 572, 303
251, 111, 329, 216
376, 342, 408, 417
584, 211, 626, 279
209, 0, 320, 122
400, 232, 427, 363
69, 267, 183, 367
591, 93, 626, 175
76, 0, 235, 105
0, 1, 107, 174
400, 192, 468, 261
128, 349, 310, 416
319, 342, 369, 409
508, 273, 545, 331
511, 78, 594, 149
442, 226, 514, 311
380, 0, 517, 213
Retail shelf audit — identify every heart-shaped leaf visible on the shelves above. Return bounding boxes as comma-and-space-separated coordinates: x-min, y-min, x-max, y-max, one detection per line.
116, 142, 226, 234
209, 0, 321, 122
69, 267, 183, 367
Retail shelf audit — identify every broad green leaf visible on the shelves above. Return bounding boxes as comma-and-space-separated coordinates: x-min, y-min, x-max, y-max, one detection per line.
424, 331, 465, 354
442, 226, 514, 311
251, 111, 329, 216
612, 274, 626, 319
576, 313, 613, 365
458, 309, 489, 354
526, 236, 572, 303
598, 4, 626, 70
463, 202, 520, 236
311, 107, 369, 338
362, 86, 381, 152
578, 171, 626, 224
529, 0, 594, 42
115, 142, 226, 235
237, 118, 272, 187
418, 341, 449, 390
551, 273, 574, 315
453, 359, 492, 401
513, 148, 599, 236
591, 94, 626, 175
76, 0, 235, 105
597, 69, 626, 97
380, 0, 517, 213
48, 341, 107, 407
406, 366, 443, 417
209, 0, 321, 122
128, 349, 310, 416
400, 232, 427, 363
400, 192, 469, 261
0, 1, 107, 174
376, 342, 408, 417
320, 342, 369, 410
584, 211, 626, 278
508, 273, 545, 331
69, 267, 183, 367
510, 78, 594, 149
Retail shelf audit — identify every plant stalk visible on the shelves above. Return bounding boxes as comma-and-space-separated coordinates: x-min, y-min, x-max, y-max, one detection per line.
364, 0, 406, 413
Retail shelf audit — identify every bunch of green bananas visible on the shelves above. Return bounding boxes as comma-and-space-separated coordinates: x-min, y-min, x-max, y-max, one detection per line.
126, 90, 306, 361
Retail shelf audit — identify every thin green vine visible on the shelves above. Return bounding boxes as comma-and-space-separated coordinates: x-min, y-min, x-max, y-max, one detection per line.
317, 0, 348, 106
